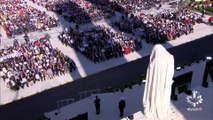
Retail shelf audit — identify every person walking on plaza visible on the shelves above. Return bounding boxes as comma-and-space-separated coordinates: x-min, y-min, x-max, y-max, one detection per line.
119, 96, 126, 117
94, 96, 101, 115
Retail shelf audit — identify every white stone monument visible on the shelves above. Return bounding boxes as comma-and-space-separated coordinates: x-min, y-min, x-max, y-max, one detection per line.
143, 44, 174, 120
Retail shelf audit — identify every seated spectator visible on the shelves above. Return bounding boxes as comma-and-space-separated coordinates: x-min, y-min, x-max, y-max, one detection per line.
30, 0, 115, 24
114, 8, 201, 44
0, 34, 77, 90
0, 0, 59, 36
58, 25, 142, 63
87, 0, 164, 13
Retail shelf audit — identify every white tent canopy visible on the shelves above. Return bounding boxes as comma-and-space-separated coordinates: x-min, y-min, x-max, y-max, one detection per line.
143, 44, 174, 120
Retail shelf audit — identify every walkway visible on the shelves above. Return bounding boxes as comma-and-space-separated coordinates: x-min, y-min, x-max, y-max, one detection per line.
45, 61, 213, 120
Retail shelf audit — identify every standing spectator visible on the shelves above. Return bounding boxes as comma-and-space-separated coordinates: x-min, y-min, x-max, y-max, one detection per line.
0, 33, 2, 47
94, 96, 101, 115
201, 4, 205, 17
119, 96, 126, 117
24, 34, 30, 44
0, 33, 2, 45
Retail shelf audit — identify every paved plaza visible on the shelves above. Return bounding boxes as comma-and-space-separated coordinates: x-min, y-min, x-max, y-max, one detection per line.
0, 0, 213, 106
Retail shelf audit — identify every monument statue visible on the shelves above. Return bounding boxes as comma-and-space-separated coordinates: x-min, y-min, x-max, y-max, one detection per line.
143, 44, 174, 120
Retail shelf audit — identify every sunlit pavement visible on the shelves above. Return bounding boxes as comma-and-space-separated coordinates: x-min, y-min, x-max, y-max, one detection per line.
45, 61, 213, 120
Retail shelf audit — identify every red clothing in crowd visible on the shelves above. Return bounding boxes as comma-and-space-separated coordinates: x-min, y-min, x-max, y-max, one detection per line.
206, 0, 210, 6
184, 19, 190, 25
6, 30, 12, 36
124, 47, 131, 54
167, 31, 172, 40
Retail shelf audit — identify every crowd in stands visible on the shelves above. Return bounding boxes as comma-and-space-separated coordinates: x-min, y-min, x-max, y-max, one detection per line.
190, 0, 212, 10
109, 0, 163, 12
58, 26, 142, 63
0, 0, 59, 37
84, 0, 163, 14
31, 0, 115, 24
0, 0, 206, 91
189, 0, 212, 16
114, 8, 201, 44
0, 34, 76, 90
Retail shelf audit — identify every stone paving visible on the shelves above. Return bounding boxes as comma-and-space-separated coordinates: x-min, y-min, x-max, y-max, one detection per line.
0, 0, 213, 105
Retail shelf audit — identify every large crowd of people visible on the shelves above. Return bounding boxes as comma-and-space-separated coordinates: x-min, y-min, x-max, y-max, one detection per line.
0, 34, 76, 90
190, 0, 212, 10
0, 0, 208, 92
109, 0, 163, 12
58, 26, 142, 63
189, 0, 212, 17
0, 0, 59, 37
81, 0, 164, 14
31, 0, 115, 24
114, 8, 201, 44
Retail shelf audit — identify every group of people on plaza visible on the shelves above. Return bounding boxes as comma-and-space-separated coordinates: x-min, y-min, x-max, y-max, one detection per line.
94, 96, 126, 117
109, 0, 163, 12
190, 0, 212, 17
30, 0, 165, 25
78, 0, 163, 13
0, 0, 59, 36
0, 34, 76, 90
190, 0, 212, 11
0, 0, 208, 91
31, 0, 115, 24
58, 26, 142, 63
114, 8, 201, 43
